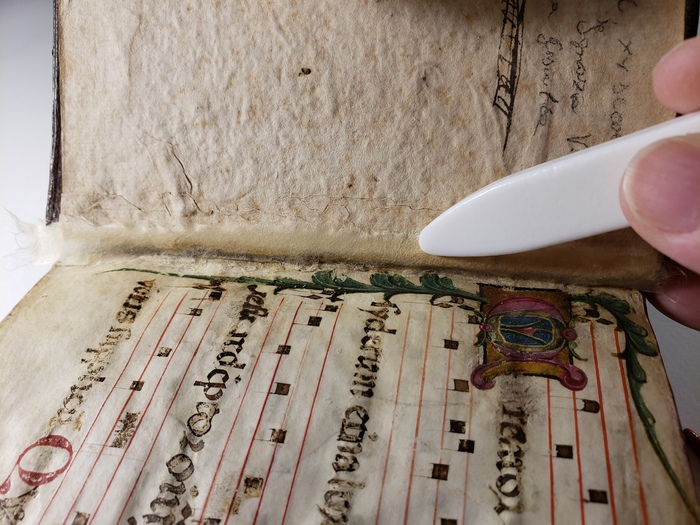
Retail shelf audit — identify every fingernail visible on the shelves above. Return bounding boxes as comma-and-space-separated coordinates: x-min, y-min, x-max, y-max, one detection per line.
664, 290, 681, 304
622, 136, 700, 233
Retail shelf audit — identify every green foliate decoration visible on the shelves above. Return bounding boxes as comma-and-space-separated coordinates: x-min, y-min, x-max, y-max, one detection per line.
115, 268, 486, 304
572, 292, 698, 523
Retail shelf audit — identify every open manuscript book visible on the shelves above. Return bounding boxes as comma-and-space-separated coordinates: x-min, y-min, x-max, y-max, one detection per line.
1, 2, 699, 523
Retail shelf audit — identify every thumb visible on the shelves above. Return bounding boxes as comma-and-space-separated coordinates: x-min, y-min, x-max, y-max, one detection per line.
620, 134, 700, 330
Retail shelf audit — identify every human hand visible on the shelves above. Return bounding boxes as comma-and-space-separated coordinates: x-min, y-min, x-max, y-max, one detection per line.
620, 36, 700, 331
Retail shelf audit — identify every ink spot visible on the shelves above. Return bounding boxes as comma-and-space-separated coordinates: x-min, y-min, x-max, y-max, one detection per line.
431, 463, 449, 480
555, 444, 573, 458
449, 419, 466, 434
244, 476, 264, 497
300, 67, 312, 76
588, 489, 609, 504
458, 439, 475, 453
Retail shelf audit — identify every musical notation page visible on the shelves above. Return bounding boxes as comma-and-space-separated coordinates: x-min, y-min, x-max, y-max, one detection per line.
0, 258, 696, 523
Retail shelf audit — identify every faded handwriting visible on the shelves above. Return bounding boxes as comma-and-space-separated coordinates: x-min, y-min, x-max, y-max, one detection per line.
617, 39, 633, 71
110, 412, 140, 449
617, 0, 638, 12
47, 281, 149, 432
610, 39, 633, 139
566, 133, 592, 152
569, 19, 609, 113
535, 34, 563, 132
610, 83, 629, 139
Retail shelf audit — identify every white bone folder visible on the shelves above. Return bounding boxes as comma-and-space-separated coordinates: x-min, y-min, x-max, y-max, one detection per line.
419, 112, 700, 257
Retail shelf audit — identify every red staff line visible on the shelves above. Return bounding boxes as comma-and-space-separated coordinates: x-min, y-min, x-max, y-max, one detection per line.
572, 390, 586, 525
60, 292, 186, 524
403, 308, 433, 525
589, 323, 617, 524
432, 309, 455, 525
222, 301, 304, 524
252, 302, 326, 523
460, 381, 475, 525
279, 305, 344, 525
196, 298, 286, 524
374, 308, 413, 525
99, 292, 219, 524
63, 290, 190, 523
36, 291, 173, 525
615, 331, 649, 525
548, 379, 555, 525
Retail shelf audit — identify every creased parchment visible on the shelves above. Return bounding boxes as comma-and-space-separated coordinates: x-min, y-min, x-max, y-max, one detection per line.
54, 0, 686, 286
0, 258, 697, 524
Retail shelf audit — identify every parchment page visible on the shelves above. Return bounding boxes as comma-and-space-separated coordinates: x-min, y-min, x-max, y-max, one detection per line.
54, 0, 687, 285
1, 258, 696, 524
